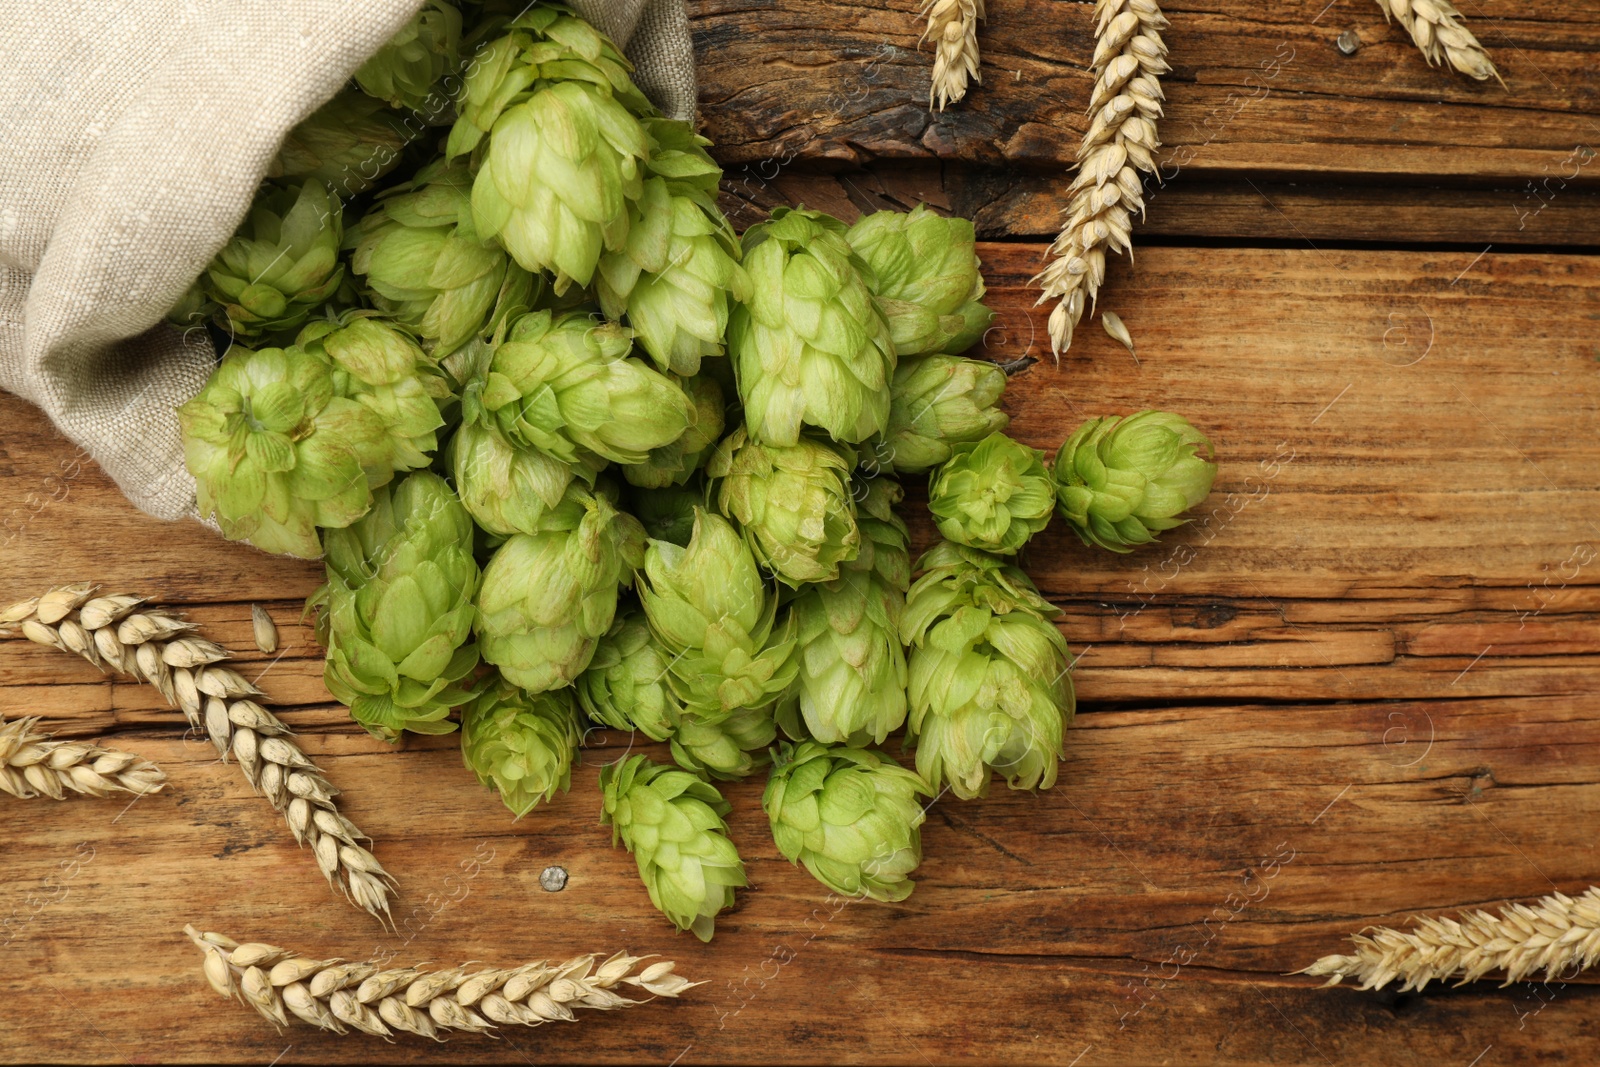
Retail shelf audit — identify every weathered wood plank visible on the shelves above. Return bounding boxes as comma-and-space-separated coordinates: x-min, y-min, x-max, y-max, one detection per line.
690, 0, 1600, 183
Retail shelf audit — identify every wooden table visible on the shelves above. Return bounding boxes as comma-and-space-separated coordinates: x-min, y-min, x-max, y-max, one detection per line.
3, 2, 1599, 1063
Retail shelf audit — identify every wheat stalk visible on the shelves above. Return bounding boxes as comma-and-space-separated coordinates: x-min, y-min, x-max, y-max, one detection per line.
186, 925, 699, 1038
1297, 886, 1600, 991
0, 713, 166, 800
1, 585, 396, 925
1374, 0, 1503, 86
1032, 0, 1168, 359
921, 0, 984, 111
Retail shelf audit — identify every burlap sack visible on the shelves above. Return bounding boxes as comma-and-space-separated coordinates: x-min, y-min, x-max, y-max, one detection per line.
0, 0, 695, 522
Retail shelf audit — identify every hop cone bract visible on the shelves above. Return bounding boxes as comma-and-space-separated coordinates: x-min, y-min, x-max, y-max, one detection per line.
1052, 410, 1218, 553
450, 8, 653, 292
669, 704, 778, 781
707, 428, 860, 587
475, 485, 646, 693
348, 161, 536, 356
928, 431, 1054, 555
901, 541, 1075, 799
475, 309, 692, 466
596, 119, 748, 376
637, 510, 798, 718
780, 476, 910, 746
764, 741, 930, 901
846, 204, 992, 357
313, 471, 482, 740
729, 207, 897, 446
880, 354, 1009, 474
200, 180, 344, 339
461, 675, 581, 817
178, 344, 387, 557
599, 755, 746, 942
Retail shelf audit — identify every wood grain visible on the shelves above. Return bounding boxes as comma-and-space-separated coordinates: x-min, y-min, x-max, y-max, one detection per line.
3, 242, 1599, 1062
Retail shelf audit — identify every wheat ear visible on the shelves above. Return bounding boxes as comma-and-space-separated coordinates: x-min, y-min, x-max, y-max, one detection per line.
1373, 0, 1503, 86
921, 0, 984, 111
1, 585, 395, 925
185, 925, 700, 1039
1297, 887, 1600, 992
0, 713, 165, 800
1032, 0, 1167, 359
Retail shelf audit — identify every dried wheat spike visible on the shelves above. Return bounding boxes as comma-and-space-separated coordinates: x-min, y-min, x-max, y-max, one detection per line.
2, 586, 395, 925
0, 713, 165, 800
1297, 887, 1600, 991
921, 0, 984, 110
1374, 0, 1503, 86
185, 925, 700, 1039
1032, 0, 1168, 358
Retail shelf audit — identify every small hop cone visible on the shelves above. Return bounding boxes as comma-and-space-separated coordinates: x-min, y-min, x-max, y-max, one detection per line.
901, 542, 1075, 799
846, 205, 993, 356
764, 741, 931, 901
460, 676, 581, 818
449, 419, 587, 538
354, 0, 463, 114
577, 613, 684, 742
1052, 409, 1217, 552
880, 354, 1010, 475
668, 704, 778, 781
475, 485, 646, 693
311, 471, 482, 740
706, 428, 861, 587
928, 431, 1055, 555
269, 89, 412, 197
621, 374, 727, 490
599, 756, 747, 942
178, 343, 389, 558
730, 207, 898, 447
637, 510, 799, 718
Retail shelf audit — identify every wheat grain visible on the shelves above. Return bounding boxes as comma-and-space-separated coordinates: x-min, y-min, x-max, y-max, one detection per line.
1297, 886, 1600, 991
0, 713, 166, 800
1374, 0, 1503, 86
2, 586, 396, 925
185, 925, 699, 1038
1032, 0, 1168, 358
921, 0, 984, 111
251, 604, 278, 655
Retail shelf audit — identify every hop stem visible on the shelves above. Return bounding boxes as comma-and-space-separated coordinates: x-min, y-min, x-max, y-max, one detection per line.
2, 585, 397, 926
1373, 0, 1503, 86
1297, 887, 1600, 991
184, 925, 699, 1038
1032, 0, 1168, 359
921, 0, 984, 111
0, 713, 165, 800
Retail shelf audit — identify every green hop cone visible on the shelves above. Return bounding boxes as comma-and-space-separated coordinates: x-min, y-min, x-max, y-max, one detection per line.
448, 419, 584, 537
763, 741, 930, 902
846, 204, 993, 357
474, 309, 693, 466
312, 471, 483, 740
178, 345, 387, 557
669, 704, 777, 781
354, 0, 463, 115
730, 207, 897, 446
460, 675, 581, 818
621, 373, 725, 489
348, 161, 537, 356
596, 119, 749, 376
637, 509, 798, 718
576, 612, 682, 741
269, 90, 412, 198
780, 476, 910, 746
297, 313, 448, 480
927, 431, 1054, 555
599, 755, 746, 942
449, 9, 653, 293
1052, 410, 1219, 553
901, 541, 1075, 800
880, 354, 1009, 474
707, 428, 860, 587
201, 180, 344, 340
475, 485, 646, 693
